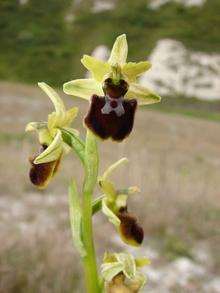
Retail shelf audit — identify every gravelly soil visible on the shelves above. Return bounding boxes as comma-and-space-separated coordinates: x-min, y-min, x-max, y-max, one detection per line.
0, 82, 219, 292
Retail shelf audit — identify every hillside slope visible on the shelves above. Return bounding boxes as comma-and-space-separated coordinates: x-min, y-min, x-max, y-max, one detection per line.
0, 0, 220, 86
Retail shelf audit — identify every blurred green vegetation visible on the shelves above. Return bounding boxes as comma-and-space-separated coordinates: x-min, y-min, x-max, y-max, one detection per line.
0, 0, 220, 87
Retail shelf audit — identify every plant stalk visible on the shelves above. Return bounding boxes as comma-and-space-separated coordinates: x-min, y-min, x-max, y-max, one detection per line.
82, 190, 100, 293
82, 130, 101, 293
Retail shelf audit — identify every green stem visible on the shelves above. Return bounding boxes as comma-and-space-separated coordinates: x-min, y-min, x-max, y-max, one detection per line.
82, 191, 100, 293
82, 130, 101, 293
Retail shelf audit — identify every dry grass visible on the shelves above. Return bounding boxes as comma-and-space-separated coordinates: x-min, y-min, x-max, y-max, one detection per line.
0, 82, 219, 292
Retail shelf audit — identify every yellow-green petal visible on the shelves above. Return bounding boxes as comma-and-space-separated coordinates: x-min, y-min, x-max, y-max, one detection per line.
102, 199, 121, 227
122, 61, 151, 82
34, 130, 63, 164
63, 79, 103, 100
101, 262, 124, 282
126, 83, 161, 105
116, 253, 136, 280
108, 34, 128, 66
47, 111, 59, 133
135, 257, 151, 268
38, 82, 66, 114
99, 179, 117, 201
25, 121, 47, 132
61, 107, 78, 127
81, 55, 111, 82
25, 122, 52, 145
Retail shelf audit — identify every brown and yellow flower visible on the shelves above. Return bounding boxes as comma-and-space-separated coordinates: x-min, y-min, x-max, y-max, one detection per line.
99, 158, 144, 246
26, 82, 78, 188
63, 34, 161, 141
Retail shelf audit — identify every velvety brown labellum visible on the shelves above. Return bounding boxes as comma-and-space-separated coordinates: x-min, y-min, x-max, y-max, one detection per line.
118, 208, 144, 246
84, 95, 137, 141
29, 145, 60, 189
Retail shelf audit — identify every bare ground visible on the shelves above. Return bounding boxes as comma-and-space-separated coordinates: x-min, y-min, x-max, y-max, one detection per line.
0, 82, 219, 292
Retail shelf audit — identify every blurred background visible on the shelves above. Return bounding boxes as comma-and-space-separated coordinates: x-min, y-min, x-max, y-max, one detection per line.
0, 0, 220, 292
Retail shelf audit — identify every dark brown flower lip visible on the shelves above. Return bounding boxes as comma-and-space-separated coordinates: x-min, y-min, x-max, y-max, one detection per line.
117, 209, 144, 246
28, 145, 60, 189
84, 95, 137, 141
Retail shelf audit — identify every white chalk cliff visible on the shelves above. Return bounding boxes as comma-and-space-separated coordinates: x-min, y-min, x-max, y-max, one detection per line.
140, 39, 220, 100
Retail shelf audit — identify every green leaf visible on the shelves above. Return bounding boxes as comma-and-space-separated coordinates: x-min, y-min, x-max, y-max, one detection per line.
81, 55, 111, 82
92, 195, 105, 215
34, 130, 63, 164
68, 180, 86, 257
60, 128, 85, 164
83, 130, 99, 194
108, 34, 128, 66
126, 83, 161, 105
63, 79, 103, 100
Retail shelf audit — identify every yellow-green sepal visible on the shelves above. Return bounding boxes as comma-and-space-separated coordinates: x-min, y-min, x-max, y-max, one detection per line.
115, 253, 136, 280
99, 178, 117, 202
122, 61, 151, 82
63, 78, 104, 100
108, 34, 128, 66
101, 262, 124, 282
38, 82, 66, 115
102, 157, 128, 180
126, 83, 161, 105
81, 55, 111, 82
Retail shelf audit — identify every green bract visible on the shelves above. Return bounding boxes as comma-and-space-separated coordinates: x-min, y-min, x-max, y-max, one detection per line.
63, 34, 161, 105
69, 180, 86, 257
26, 82, 78, 164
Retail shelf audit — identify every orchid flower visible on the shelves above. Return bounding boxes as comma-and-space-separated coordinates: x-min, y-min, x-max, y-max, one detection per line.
99, 158, 144, 247
63, 34, 161, 141
101, 252, 150, 292
26, 82, 78, 188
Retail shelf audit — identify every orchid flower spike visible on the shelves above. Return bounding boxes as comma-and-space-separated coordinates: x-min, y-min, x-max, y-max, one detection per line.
63, 34, 161, 141
99, 158, 144, 247
26, 82, 78, 188
101, 252, 150, 292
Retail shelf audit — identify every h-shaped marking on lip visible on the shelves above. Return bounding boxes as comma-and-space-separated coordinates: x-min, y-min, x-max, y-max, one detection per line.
101, 96, 125, 117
